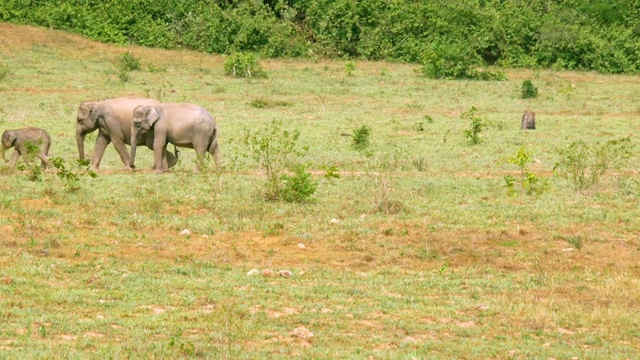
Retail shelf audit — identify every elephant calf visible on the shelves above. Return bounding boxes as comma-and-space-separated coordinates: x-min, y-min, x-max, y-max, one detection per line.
130, 103, 220, 174
1, 127, 52, 169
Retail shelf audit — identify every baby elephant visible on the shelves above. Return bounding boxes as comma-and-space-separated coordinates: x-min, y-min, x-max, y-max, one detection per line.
1, 127, 52, 169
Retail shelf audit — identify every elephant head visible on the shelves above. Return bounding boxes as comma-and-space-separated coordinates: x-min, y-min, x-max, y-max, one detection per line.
1, 131, 16, 163
75, 101, 101, 161
130, 105, 161, 167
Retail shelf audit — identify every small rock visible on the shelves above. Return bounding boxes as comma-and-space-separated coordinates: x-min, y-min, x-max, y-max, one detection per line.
201, 235, 209, 239
329, 218, 340, 224
562, 248, 575, 252
180, 229, 191, 236
297, 243, 306, 249
247, 269, 259, 276
279, 270, 293, 278
291, 326, 314, 339
360, 214, 366, 220
1, 277, 14, 284
298, 271, 305, 276
262, 269, 275, 277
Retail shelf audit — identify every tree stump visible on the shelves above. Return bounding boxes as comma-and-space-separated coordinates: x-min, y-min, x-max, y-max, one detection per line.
521, 110, 535, 130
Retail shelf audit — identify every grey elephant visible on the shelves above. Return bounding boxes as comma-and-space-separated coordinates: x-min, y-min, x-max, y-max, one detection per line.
76, 96, 178, 170
1, 127, 52, 169
130, 103, 220, 174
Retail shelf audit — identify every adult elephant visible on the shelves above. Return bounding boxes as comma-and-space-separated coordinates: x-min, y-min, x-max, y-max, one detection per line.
75, 96, 178, 170
130, 103, 220, 174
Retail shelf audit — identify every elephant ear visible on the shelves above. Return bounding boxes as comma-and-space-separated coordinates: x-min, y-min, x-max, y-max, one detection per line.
145, 106, 161, 127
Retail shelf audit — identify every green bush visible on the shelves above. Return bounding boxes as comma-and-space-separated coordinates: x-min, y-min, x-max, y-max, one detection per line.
280, 164, 318, 203
554, 137, 634, 191
119, 51, 142, 71
462, 107, 485, 145
224, 52, 268, 78
351, 125, 371, 151
243, 120, 310, 201
1, 0, 637, 74
521, 79, 538, 99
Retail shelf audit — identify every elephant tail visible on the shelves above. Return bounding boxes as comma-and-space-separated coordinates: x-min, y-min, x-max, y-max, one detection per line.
208, 127, 220, 166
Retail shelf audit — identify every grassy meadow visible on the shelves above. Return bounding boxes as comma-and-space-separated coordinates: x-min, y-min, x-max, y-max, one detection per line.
1, 23, 640, 359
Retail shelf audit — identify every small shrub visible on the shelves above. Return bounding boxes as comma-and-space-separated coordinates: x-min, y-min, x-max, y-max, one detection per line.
414, 121, 424, 132
280, 164, 318, 203
521, 79, 538, 99
321, 165, 340, 181
412, 157, 427, 171
351, 125, 371, 151
554, 137, 634, 191
421, 42, 506, 80
119, 51, 142, 71
224, 53, 267, 78
0, 62, 9, 82
243, 120, 309, 201
51, 157, 97, 192
462, 107, 485, 145
507, 147, 548, 195
345, 61, 356, 76
15, 139, 44, 182
249, 98, 270, 108
367, 148, 406, 215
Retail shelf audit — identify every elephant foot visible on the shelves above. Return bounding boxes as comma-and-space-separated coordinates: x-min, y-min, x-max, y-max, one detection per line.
153, 169, 164, 175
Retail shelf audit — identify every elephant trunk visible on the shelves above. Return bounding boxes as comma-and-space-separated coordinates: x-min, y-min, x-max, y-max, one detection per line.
130, 126, 138, 168
1, 145, 7, 163
76, 130, 86, 161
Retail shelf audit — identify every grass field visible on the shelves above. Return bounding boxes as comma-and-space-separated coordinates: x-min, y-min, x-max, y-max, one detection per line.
1, 23, 639, 359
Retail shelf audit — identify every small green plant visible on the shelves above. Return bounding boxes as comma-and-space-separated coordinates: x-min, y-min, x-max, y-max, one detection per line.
367, 148, 406, 214
224, 52, 267, 78
249, 98, 270, 108
0, 62, 9, 82
506, 147, 548, 195
462, 107, 485, 145
414, 121, 424, 132
243, 120, 309, 201
521, 79, 538, 99
351, 125, 371, 151
119, 51, 142, 71
554, 137, 634, 191
345, 61, 356, 76
321, 165, 340, 181
566, 236, 583, 251
51, 157, 97, 192
144, 82, 172, 102
412, 156, 427, 171
15, 139, 44, 181
280, 164, 318, 203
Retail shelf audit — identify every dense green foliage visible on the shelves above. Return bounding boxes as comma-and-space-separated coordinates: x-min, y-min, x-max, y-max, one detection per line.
1, 0, 638, 73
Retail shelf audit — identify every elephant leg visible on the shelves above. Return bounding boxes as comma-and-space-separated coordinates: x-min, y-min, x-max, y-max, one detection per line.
91, 133, 111, 170
152, 136, 168, 174
9, 150, 20, 167
110, 135, 132, 170
37, 153, 51, 170
209, 141, 221, 169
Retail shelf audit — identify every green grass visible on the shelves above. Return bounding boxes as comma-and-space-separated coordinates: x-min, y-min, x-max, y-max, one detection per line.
1, 23, 639, 358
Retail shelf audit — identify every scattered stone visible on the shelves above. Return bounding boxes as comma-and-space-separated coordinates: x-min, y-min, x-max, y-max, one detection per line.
279, 270, 293, 278
558, 328, 575, 335
291, 326, 314, 339
329, 218, 340, 224
298, 271, 305, 276
247, 269, 259, 276
201, 235, 209, 239
360, 214, 366, 220
562, 248, 575, 252
262, 269, 275, 277
297, 243, 306, 249
180, 229, 191, 236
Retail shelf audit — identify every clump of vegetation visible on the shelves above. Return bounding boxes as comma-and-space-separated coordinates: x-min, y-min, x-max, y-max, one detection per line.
554, 137, 634, 192
15, 140, 45, 182
119, 51, 142, 71
367, 148, 406, 215
243, 120, 315, 202
505, 147, 548, 196
351, 125, 371, 151
345, 61, 356, 76
521, 79, 538, 99
421, 42, 506, 80
462, 107, 485, 145
51, 157, 97, 192
224, 52, 267, 78
0, 62, 9, 83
